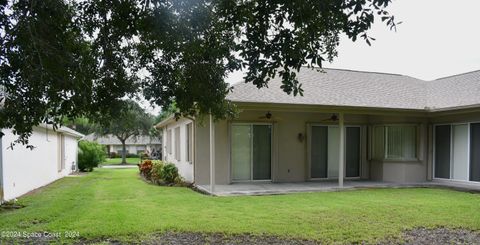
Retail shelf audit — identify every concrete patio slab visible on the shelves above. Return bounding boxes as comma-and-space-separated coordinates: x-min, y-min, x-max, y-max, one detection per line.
196, 180, 480, 196
197, 180, 427, 196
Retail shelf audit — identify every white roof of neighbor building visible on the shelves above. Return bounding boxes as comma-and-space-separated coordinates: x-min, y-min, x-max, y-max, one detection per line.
36, 124, 84, 138
83, 133, 162, 146
227, 68, 480, 111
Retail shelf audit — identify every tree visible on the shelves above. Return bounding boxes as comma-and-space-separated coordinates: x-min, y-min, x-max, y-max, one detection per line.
0, 0, 399, 145
154, 103, 178, 125
63, 117, 98, 135
100, 100, 153, 164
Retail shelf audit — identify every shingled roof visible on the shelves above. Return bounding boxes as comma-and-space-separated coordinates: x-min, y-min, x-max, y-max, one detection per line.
227, 68, 480, 111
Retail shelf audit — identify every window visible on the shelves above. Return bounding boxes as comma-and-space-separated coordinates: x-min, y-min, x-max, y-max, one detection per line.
186, 123, 192, 162
385, 126, 417, 160
167, 129, 172, 155
174, 127, 181, 161
373, 125, 417, 161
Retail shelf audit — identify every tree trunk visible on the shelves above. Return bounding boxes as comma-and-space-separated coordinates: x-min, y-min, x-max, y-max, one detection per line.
121, 140, 127, 165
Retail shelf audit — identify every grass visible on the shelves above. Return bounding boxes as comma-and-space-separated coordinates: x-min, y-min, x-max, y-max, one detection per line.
101, 157, 141, 165
1, 168, 480, 243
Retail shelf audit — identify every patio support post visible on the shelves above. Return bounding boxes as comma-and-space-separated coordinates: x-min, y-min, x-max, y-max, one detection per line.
338, 113, 345, 188
209, 113, 215, 193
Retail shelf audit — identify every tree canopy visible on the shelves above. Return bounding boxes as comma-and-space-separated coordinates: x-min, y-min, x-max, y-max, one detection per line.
0, 0, 398, 144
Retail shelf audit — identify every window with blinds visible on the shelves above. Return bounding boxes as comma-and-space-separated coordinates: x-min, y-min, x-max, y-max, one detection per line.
385, 126, 417, 160
373, 125, 418, 161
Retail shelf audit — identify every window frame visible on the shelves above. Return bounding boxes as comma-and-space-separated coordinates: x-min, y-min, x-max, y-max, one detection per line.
167, 129, 172, 155
185, 123, 193, 163
174, 127, 181, 161
372, 124, 420, 162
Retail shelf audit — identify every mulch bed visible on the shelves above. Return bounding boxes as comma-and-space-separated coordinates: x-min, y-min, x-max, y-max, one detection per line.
2, 228, 480, 244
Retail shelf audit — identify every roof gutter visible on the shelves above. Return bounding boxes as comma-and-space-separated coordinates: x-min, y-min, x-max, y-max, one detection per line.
232, 101, 430, 116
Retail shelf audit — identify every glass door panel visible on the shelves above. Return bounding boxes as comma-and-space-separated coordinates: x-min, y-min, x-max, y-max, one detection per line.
231, 125, 252, 181
434, 125, 451, 179
346, 127, 360, 178
252, 125, 272, 180
310, 126, 328, 178
452, 124, 469, 181
327, 127, 340, 178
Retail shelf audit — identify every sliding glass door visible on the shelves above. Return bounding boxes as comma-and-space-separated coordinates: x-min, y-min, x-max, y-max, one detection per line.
310, 125, 361, 179
434, 124, 472, 181
231, 124, 272, 181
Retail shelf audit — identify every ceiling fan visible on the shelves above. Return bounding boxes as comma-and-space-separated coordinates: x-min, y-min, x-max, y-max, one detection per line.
258, 111, 282, 120
320, 114, 339, 122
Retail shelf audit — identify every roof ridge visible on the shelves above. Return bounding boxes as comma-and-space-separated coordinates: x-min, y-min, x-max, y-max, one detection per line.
433, 69, 480, 81
300, 66, 409, 77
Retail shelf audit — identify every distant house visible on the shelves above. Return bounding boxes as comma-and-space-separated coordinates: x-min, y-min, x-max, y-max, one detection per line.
0, 125, 83, 202
156, 68, 480, 194
84, 134, 162, 157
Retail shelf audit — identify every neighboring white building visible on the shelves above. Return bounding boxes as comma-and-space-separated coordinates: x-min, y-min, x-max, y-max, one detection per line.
156, 117, 194, 183
84, 134, 162, 158
0, 125, 83, 202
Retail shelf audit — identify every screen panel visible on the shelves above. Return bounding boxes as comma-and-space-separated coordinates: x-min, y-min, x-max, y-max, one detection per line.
434, 125, 451, 179
231, 125, 252, 181
346, 127, 361, 178
252, 125, 272, 180
470, 123, 480, 182
311, 126, 328, 178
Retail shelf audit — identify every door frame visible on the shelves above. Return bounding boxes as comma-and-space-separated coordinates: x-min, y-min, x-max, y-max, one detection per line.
307, 124, 362, 180
229, 122, 273, 182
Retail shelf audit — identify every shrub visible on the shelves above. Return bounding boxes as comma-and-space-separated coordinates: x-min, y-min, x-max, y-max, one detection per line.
126, 153, 139, 158
78, 141, 106, 172
138, 160, 153, 180
149, 160, 165, 184
161, 163, 180, 184
109, 152, 118, 158
140, 151, 149, 160
138, 160, 182, 185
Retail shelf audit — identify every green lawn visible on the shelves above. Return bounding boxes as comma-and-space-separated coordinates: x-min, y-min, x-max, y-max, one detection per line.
101, 157, 141, 165
1, 168, 480, 243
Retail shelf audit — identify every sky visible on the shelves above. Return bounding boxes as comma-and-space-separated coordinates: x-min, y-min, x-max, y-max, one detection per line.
226, 0, 480, 83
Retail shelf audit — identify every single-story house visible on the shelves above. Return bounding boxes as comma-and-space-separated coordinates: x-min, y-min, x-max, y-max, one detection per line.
155, 68, 480, 194
84, 134, 162, 158
0, 125, 84, 202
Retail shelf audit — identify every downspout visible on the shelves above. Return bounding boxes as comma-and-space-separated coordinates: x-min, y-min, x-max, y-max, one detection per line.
0, 132, 4, 203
